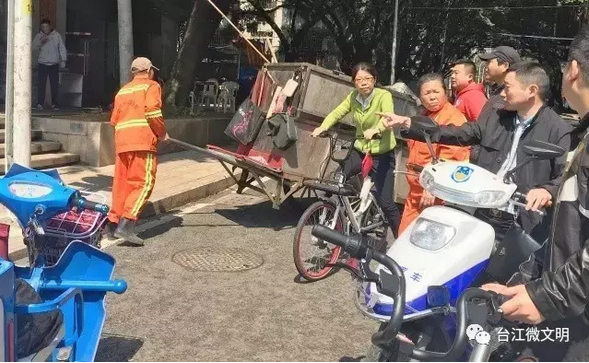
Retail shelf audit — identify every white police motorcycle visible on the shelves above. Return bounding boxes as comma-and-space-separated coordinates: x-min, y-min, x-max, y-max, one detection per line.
353, 118, 565, 361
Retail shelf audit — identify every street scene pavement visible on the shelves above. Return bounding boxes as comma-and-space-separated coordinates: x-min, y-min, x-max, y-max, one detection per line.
94, 186, 382, 362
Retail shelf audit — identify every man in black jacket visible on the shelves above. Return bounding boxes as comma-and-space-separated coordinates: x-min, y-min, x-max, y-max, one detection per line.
377, 62, 572, 243
479, 26, 589, 362
478, 46, 522, 117
470, 46, 521, 163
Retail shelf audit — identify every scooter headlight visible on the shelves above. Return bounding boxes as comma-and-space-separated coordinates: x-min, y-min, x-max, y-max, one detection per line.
420, 170, 435, 191
473, 190, 507, 206
410, 218, 456, 251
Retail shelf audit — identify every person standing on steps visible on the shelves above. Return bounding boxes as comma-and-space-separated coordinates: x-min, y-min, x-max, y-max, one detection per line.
32, 18, 67, 110
106, 57, 168, 246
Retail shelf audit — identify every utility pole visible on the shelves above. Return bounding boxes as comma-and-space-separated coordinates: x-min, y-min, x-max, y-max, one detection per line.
5, 0, 15, 172
117, 0, 134, 85
13, 0, 33, 167
390, 0, 400, 85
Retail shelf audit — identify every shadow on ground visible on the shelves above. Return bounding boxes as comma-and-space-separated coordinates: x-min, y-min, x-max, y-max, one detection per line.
69, 174, 114, 193
138, 215, 184, 240
213, 198, 316, 231
95, 333, 144, 362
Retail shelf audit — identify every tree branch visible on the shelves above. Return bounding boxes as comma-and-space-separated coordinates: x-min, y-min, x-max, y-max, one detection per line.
246, 0, 289, 45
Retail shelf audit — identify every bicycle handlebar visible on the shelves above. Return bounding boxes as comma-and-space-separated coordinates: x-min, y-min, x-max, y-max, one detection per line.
317, 130, 382, 165
311, 225, 406, 352
311, 225, 508, 361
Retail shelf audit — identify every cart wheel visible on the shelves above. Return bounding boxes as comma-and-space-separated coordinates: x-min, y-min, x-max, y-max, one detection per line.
293, 199, 344, 281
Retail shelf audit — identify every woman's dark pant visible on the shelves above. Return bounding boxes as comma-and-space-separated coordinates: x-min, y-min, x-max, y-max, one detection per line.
342, 148, 401, 238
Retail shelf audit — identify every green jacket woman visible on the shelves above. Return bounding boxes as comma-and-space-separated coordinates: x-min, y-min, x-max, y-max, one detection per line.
311, 63, 401, 237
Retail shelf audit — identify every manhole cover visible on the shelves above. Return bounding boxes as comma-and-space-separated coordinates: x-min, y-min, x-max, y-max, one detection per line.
172, 247, 264, 272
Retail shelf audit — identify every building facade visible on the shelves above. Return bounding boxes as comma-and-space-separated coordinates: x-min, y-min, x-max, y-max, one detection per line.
1, 0, 179, 108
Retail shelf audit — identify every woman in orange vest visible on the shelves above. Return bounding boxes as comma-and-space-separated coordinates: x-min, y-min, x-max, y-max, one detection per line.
398, 73, 470, 235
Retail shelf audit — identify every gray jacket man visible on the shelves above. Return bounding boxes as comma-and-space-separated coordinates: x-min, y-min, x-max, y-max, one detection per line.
32, 18, 67, 110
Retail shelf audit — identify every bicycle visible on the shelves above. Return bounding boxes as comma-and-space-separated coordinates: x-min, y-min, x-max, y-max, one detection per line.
292, 130, 390, 282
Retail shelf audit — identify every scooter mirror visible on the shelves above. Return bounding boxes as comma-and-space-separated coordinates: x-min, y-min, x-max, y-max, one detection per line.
522, 140, 566, 160
503, 140, 566, 183
427, 285, 450, 308
412, 117, 440, 135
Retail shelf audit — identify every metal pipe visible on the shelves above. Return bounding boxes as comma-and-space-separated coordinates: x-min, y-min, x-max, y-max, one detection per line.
117, 0, 134, 85
390, 0, 400, 85
41, 279, 128, 295
204, 0, 272, 65
13, 0, 33, 167
5, 0, 15, 172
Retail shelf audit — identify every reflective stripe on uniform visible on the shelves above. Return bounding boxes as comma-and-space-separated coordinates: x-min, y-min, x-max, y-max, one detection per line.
115, 119, 149, 131
116, 84, 149, 97
131, 153, 155, 216
146, 109, 163, 119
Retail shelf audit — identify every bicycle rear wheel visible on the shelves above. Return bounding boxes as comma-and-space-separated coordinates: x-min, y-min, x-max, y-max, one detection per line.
293, 199, 345, 281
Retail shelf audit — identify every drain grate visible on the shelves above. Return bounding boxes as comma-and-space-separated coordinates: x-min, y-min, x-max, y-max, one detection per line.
172, 247, 264, 272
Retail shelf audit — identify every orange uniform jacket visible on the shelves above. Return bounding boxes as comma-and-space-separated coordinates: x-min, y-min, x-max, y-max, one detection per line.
399, 102, 470, 234
110, 76, 166, 154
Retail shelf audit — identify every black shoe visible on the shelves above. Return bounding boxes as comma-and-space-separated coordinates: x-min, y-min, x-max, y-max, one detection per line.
114, 218, 144, 246
105, 222, 118, 240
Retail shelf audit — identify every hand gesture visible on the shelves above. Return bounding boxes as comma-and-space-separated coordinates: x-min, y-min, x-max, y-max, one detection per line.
376, 112, 411, 129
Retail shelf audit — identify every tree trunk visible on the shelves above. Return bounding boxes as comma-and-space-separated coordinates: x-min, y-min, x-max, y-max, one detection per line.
164, 0, 234, 113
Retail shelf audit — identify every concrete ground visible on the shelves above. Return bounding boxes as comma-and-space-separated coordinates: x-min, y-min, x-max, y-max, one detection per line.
3, 150, 239, 260
95, 187, 382, 362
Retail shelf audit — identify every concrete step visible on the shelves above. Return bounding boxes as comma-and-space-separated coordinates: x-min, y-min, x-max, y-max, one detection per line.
0, 129, 42, 143
0, 152, 80, 175
0, 140, 61, 158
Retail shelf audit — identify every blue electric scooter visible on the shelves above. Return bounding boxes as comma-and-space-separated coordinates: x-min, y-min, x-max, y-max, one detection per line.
0, 164, 127, 362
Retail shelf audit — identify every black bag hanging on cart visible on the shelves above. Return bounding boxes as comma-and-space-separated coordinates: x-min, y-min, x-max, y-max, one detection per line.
266, 109, 298, 150
264, 69, 303, 151
224, 97, 265, 145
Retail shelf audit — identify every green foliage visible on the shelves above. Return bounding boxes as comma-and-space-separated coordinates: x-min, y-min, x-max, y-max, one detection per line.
242, 0, 589, 108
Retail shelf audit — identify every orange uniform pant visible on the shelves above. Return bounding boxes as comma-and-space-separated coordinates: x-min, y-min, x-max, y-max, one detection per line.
398, 181, 444, 235
108, 151, 157, 223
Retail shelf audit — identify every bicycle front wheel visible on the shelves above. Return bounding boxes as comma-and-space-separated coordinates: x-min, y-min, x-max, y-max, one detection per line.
293, 199, 345, 281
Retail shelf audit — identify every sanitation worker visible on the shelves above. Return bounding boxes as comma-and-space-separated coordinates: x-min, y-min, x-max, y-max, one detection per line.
397, 73, 470, 234
106, 57, 167, 246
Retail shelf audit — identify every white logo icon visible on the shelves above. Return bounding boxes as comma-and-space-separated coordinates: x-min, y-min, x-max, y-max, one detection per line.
466, 324, 491, 345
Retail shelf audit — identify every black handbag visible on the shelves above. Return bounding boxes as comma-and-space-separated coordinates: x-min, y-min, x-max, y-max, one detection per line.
224, 97, 265, 145
266, 111, 298, 150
